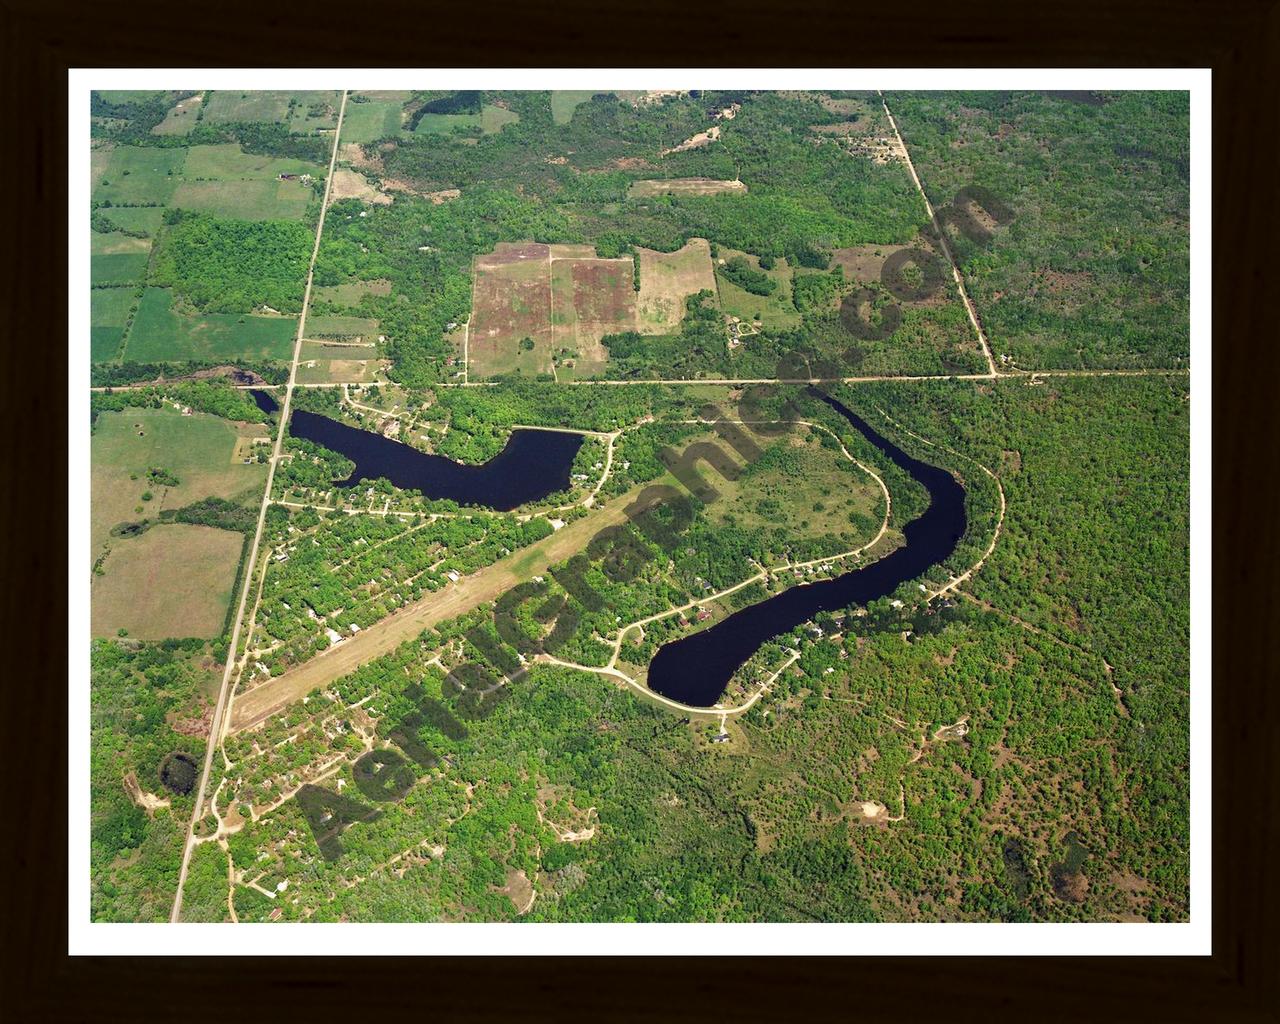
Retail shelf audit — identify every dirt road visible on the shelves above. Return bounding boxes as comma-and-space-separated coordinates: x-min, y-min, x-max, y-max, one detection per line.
227, 485, 643, 732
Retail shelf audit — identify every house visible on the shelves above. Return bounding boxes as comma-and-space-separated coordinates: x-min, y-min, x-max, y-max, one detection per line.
711, 733, 730, 743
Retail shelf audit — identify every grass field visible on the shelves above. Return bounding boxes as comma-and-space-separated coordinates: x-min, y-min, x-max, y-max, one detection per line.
550, 256, 635, 378
636, 238, 718, 333
202, 90, 292, 124
312, 279, 391, 306
304, 315, 379, 340
182, 143, 321, 181
151, 93, 204, 136
91, 253, 149, 286
287, 92, 342, 133
413, 104, 520, 136
550, 91, 597, 125
172, 179, 313, 220
469, 243, 554, 378
714, 249, 801, 331
91, 231, 150, 257
705, 425, 884, 557
92, 146, 187, 205
628, 178, 748, 198
125, 288, 297, 363
99, 206, 165, 236
341, 99, 404, 143
90, 406, 268, 559
91, 287, 136, 362
91, 524, 244, 640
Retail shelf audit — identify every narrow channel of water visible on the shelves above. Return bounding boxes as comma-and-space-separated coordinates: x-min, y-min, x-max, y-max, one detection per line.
288, 409, 584, 512
646, 389, 967, 707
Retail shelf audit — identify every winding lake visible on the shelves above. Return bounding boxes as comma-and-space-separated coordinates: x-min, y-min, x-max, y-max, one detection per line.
646, 389, 967, 707
288, 409, 584, 512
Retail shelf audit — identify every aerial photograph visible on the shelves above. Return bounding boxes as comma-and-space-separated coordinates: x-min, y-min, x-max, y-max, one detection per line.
85, 86, 1191, 926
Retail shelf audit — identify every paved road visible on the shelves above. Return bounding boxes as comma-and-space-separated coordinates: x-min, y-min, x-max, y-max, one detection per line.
169, 91, 350, 924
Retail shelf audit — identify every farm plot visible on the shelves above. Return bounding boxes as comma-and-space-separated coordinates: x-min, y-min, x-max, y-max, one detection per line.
468, 243, 555, 378
92, 146, 187, 205
413, 104, 519, 136
125, 287, 297, 363
172, 179, 313, 220
294, 353, 386, 384
202, 90, 292, 124
551, 91, 598, 124
628, 178, 747, 198
91, 253, 149, 286
341, 96, 406, 143
90, 287, 135, 362
90, 406, 267, 559
635, 238, 718, 333
312, 278, 392, 306
152, 93, 204, 135
91, 524, 243, 640
550, 255, 636, 378
182, 143, 321, 181
97, 206, 165, 236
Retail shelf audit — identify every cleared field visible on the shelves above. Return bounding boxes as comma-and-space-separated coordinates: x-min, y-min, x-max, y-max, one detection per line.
125, 287, 297, 363
172, 179, 313, 220
705, 425, 883, 555
91, 287, 135, 362
305, 315, 379, 340
413, 104, 519, 136
90, 406, 267, 558
287, 92, 343, 133
182, 143, 321, 180
636, 238, 717, 332
551, 91, 597, 124
550, 256, 635, 378
202, 90, 291, 124
92, 146, 187, 205
312, 278, 391, 306
295, 355, 386, 384
91, 231, 149, 257
469, 242, 554, 378
90, 145, 114, 188
341, 99, 404, 143
229, 485, 641, 731
714, 249, 801, 331
99, 206, 165, 236
628, 178, 748, 198
92, 524, 243, 640
91, 253, 149, 286
152, 93, 204, 135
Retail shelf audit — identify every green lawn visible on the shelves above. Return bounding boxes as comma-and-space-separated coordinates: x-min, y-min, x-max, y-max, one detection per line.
92, 146, 187, 206
304, 315, 379, 339
125, 287, 297, 362
92, 253, 149, 286
171, 179, 313, 220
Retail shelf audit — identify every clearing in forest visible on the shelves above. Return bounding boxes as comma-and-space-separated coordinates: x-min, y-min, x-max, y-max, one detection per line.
635, 238, 718, 333
468, 242, 555, 378
90, 405, 267, 559
124, 288, 297, 363
550, 254, 636, 379
628, 178, 747, 198
91, 524, 243, 640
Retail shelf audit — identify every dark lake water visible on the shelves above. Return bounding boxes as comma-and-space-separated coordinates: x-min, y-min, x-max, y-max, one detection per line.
249, 388, 279, 414
646, 388, 967, 707
289, 409, 584, 512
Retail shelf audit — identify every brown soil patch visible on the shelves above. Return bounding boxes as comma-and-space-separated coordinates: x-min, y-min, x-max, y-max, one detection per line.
470, 243, 554, 377
661, 125, 721, 155
329, 167, 392, 205
629, 178, 746, 199
340, 143, 382, 172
